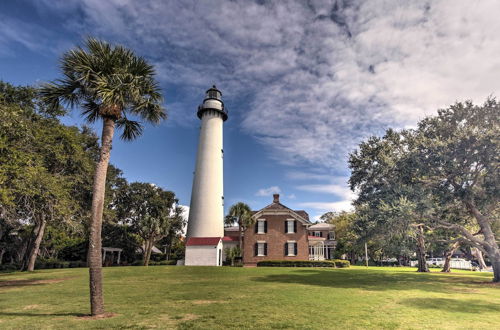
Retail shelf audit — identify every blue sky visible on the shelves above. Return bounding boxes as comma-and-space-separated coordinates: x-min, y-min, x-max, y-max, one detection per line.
1, 0, 499, 221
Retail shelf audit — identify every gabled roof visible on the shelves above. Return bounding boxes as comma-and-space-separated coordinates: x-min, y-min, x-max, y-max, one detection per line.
252, 194, 311, 224
224, 226, 239, 232
294, 210, 309, 221
309, 223, 335, 230
186, 237, 221, 246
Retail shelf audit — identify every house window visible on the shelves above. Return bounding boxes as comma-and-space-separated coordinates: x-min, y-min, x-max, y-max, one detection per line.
286, 220, 296, 233
256, 242, 267, 256
328, 231, 335, 240
314, 231, 321, 237
287, 241, 296, 256
256, 220, 267, 234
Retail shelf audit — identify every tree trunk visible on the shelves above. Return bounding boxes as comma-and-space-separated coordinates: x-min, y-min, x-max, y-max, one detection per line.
0, 249, 5, 265
88, 117, 115, 316
471, 247, 488, 269
20, 223, 37, 270
415, 225, 429, 272
144, 239, 153, 266
465, 201, 500, 282
238, 219, 243, 258
350, 252, 356, 265
26, 216, 46, 272
441, 241, 460, 273
492, 260, 500, 282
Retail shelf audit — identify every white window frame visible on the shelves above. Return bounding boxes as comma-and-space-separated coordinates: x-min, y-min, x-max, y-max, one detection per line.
257, 241, 266, 256
286, 219, 295, 234
257, 220, 266, 234
328, 231, 335, 240
287, 241, 296, 256
314, 231, 321, 237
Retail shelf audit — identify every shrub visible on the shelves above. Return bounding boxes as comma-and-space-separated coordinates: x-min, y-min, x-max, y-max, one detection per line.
131, 260, 145, 266
132, 259, 177, 266
69, 261, 87, 268
150, 260, 177, 266
0, 264, 19, 272
35, 258, 73, 269
257, 260, 350, 268
333, 259, 350, 268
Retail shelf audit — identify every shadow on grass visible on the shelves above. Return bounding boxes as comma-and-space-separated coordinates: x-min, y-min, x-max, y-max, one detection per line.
252, 268, 493, 293
401, 298, 500, 313
0, 311, 85, 317
0, 278, 69, 288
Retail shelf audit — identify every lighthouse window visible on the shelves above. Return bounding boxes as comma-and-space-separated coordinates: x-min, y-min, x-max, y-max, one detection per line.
208, 90, 220, 99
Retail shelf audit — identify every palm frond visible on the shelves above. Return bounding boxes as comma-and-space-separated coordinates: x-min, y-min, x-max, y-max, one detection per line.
116, 117, 144, 141
81, 100, 101, 123
43, 36, 166, 125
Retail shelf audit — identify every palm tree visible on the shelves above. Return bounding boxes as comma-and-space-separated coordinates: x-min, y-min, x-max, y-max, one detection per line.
40, 38, 166, 316
225, 202, 253, 261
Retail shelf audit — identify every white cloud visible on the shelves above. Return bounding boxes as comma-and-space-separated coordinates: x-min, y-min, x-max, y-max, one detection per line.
298, 201, 353, 213
33, 0, 500, 171
255, 186, 281, 197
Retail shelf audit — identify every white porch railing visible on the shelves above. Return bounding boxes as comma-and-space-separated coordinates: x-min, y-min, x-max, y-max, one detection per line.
309, 244, 325, 261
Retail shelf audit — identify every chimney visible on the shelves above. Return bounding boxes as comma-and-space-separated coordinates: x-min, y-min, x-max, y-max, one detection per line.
273, 194, 280, 203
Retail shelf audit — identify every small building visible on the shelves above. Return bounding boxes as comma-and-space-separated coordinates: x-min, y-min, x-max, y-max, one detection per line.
223, 194, 337, 265
185, 237, 223, 266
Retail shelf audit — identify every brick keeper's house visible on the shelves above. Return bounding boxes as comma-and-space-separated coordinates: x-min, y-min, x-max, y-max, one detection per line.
222, 194, 336, 266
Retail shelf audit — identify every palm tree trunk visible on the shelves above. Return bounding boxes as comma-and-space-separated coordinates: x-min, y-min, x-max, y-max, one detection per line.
26, 215, 46, 272
238, 219, 243, 259
441, 241, 460, 273
88, 117, 115, 316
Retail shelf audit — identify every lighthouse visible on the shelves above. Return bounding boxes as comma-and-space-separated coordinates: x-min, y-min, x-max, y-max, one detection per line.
185, 86, 228, 266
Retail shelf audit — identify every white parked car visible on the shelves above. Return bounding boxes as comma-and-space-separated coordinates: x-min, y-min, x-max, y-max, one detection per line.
427, 258, 444, 266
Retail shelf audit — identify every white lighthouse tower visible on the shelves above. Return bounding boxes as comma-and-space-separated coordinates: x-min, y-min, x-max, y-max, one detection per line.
185, 86, 228, 266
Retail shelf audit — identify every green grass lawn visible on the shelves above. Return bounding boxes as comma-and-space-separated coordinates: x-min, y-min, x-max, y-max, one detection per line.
0, 266, 499, 329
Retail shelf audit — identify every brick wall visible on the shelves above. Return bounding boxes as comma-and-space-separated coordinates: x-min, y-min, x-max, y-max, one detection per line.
243, 213, 309, 265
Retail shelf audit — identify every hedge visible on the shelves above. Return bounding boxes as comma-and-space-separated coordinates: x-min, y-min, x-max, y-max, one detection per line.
132, 259, 178, 266
35, 259, 87, 269
257, 260, 350, 268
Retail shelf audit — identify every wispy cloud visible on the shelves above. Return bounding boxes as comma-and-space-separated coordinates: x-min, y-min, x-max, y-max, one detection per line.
0, 15, 54, 56
34, 0, 500, 171
296, 184, 355, 200
255, 186, 281, 197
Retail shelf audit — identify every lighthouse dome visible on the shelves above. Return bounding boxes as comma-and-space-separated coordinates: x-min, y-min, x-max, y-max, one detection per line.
197, 85, 228, 121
